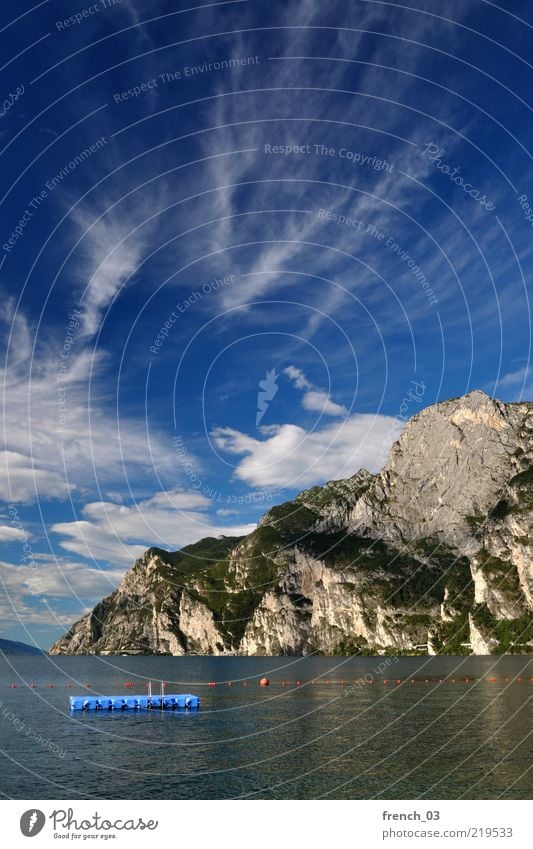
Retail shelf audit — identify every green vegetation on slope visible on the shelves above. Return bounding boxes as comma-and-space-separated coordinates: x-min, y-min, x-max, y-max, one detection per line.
472, 604, 533, 653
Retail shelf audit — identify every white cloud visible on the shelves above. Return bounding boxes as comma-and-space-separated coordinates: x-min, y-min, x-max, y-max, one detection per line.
284, 365, 310, 390
301, 390, 348, 417
52, 487, 256, 566
490, 366, 533, 402
496, 366, 531, 388
67, 185, 167, 339
0, 558, 123, 601
284, 365, 348, 417
0, 302, 178, 504
189, 0, 447, 325
0, 451, 71, 503
0, 595, 78, 627
213, 413, 402, 489
0, 523, 27, 542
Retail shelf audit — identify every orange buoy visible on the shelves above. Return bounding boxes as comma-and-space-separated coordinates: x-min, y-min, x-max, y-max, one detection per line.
30, 683, 37, 688
227, 682, 232, 687
296, 680, 302, 686
207, 682, 216, 687
259, 677, 269, 687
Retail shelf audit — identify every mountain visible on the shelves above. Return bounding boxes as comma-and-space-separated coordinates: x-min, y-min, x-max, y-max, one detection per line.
50, 391, 533, 656
0, 637, 44, 655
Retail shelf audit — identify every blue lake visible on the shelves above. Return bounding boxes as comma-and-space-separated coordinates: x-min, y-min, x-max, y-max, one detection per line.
0, 655, 531, 799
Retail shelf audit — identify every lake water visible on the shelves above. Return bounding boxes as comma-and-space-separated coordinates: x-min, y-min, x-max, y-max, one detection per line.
0, 655, 531, 799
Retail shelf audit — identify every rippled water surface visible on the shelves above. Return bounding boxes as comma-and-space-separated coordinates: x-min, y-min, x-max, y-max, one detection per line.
0, 655, 531, 799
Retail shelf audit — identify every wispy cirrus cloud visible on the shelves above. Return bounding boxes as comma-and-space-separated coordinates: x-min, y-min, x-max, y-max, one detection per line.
490, 365, 533, 402
495, 366, 531, 388
189, 0, 462, 326
0, 556, 124, 602
0, 300, 175, 504
69, 190, 163, 338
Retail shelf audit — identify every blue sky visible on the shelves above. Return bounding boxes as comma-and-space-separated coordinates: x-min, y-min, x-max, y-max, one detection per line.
0, 0, 531, 647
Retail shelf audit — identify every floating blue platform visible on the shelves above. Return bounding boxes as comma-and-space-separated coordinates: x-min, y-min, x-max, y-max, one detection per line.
70, 694, 200, 711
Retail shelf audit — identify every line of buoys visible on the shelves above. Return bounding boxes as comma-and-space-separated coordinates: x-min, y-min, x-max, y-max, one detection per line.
8, 676, 533, 692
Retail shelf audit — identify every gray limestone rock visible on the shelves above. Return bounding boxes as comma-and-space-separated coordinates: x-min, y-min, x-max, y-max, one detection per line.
50, 392, 532, 657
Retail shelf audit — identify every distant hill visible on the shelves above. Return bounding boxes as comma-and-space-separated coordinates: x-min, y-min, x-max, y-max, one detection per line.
0, 637, 44, 655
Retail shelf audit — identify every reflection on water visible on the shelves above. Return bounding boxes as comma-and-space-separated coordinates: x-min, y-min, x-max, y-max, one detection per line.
0, 655, 531, 799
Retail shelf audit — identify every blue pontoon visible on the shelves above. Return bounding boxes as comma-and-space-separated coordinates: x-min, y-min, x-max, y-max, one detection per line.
70, 682, 200, 711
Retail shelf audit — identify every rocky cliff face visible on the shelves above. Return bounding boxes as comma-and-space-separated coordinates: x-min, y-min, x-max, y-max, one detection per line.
50, 391, 533, 656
